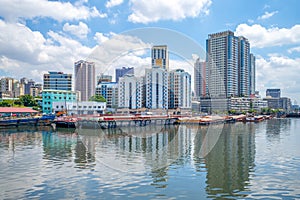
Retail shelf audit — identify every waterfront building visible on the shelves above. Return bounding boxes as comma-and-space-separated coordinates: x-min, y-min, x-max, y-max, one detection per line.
169, 69, 191, 109
97, 73, 112, 84
145, 66, 169, 109
115, 67, 134, 83
249, 53, 256, 95
206, 31, 239, 98
95, 82, 118, 108
194, 58, 206, 98
238, 36, 250, 96
263, 96, 291, 113
151, 45, 169, 71
52, 101, 106, 115
118, 74, 143, 109
229, 97, 267, 113
74, 60, 95, 101
266, 89, 281, 98
199, 97, 229, 114
43, 71, 72, 91
42, 90, 77, 114
206, 31, 253, 98
192, 101, 201, 113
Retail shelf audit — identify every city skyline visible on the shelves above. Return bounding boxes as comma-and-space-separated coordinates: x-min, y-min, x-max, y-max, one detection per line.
0, 0, 299, 103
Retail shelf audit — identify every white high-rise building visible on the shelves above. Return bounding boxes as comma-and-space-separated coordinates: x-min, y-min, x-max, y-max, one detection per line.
169, 69, 191, 109
118, 74, 143, 109
206, 31, 239, 98
151, 45, 169, 71
194, 58, 206, 98
74, 60, 95, 101
145, 66, 169, 109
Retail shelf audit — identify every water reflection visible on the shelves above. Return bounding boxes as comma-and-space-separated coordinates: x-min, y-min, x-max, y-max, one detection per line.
1, 120, 299, 199
201, 123, 256, 199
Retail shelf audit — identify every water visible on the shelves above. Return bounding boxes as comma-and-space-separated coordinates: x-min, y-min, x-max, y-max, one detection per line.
0, 119, 300, 199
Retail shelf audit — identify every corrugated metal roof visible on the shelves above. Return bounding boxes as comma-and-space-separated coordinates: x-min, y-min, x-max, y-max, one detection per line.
0, 107, 39, 113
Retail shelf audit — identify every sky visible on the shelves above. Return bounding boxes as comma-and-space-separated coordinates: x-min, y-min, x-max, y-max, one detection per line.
0, 0, 299, 103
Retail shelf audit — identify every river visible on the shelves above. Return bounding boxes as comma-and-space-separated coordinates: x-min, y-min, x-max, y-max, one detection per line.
0, 118, 299, 199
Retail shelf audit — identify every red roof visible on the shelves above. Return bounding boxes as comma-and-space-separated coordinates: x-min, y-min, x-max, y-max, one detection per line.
0, 107, 38, 113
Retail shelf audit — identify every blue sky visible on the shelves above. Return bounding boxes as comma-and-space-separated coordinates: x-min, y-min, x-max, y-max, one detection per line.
0, 0, 299, 103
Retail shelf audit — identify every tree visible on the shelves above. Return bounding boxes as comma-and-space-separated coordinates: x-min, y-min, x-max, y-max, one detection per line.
19, 95, 37, 107
89, 95, 106, 102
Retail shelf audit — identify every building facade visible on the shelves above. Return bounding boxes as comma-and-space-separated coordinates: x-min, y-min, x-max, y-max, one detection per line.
249, 53, 256, 95
206, 31, 253, 98
74, 60, 95, 101
169, 69, 191, 109
53, 101, 106, 115
118, 74, 143, 109
145, 67, 169, 109
151, 45, 169, 71
43, 71, 72, 91
115, 67, 134, 83
238, 36, 250, 96
95, 82, 118, 108
206, 31, 239, 98
194, 58, 206, 98
30, 83, 43, 97
42, 90, 77, 114
230, 97, 268, 113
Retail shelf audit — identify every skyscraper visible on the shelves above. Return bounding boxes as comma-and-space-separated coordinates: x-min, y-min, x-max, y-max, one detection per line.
249, 53, 256, 95
151, 45, 169, 71
238, 36, 250, 96
145, 66, 169, 109
169, 69, 191, 109
206, 31, 239, 98
43, 71, 72, 91
74, 60, 95, 101
115, 67, 134, 83
206, 31, 253, 98
194, 58, 206, 98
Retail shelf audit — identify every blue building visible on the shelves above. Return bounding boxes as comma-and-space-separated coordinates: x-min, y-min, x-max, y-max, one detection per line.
95, 82, 118, 108
115, 67, 134, 83
43, 71, 72, 91
42, 90, 77, 114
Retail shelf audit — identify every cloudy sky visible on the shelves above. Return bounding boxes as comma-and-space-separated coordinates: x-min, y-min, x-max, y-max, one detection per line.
0, 0, 299, 103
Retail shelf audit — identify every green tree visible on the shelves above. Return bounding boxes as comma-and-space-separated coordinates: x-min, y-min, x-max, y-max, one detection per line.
89, 95, 106, 102
19, 95, 37, 107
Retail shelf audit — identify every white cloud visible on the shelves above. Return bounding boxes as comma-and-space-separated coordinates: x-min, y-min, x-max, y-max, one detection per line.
128, 0, 211, 24
288, 46, 300, 54
235, 24, 300, 48
94, 33, 111, 44
0, 0, 107, 22
257, 11, 278, 20
106, 0, 124, 8
256, 55, 300, 102
63, 22, 90, 39
0, 20, 93, 82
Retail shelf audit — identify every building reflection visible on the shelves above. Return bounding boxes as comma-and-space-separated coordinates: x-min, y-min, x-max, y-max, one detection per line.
196, 123, 256, 198
42, 129, 77, 162
266, 118, 291, 141
0, 127, 51, 152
